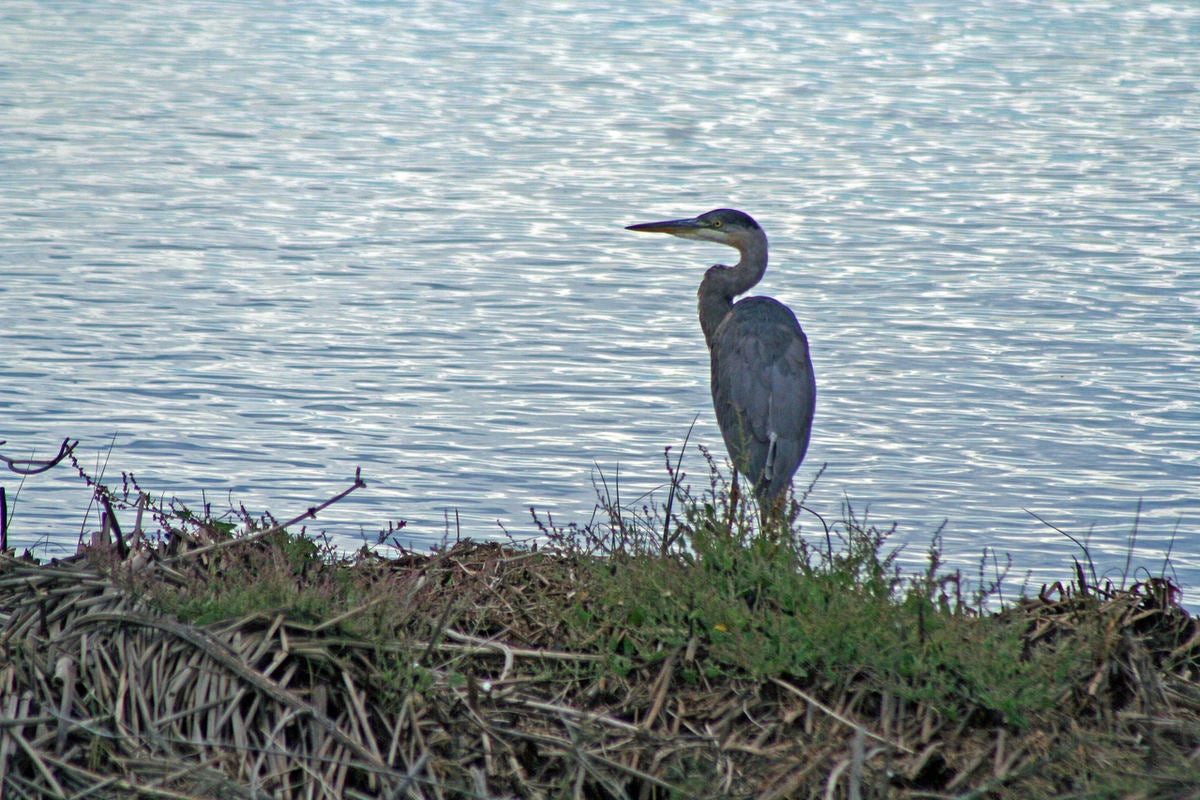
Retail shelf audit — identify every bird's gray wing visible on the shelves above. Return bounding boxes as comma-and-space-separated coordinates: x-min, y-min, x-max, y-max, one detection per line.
709, 297, 816, 498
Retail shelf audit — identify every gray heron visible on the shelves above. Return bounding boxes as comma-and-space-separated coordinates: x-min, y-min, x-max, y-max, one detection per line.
626, 209, 816, 512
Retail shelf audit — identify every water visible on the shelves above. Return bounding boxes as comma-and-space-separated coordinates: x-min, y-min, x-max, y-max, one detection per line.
2, 0, 1197, 602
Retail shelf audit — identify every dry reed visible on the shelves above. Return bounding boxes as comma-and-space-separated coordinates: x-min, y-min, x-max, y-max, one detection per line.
2, 527, 1199, 798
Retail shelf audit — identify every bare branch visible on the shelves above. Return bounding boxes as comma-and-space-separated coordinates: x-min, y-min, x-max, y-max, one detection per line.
0, 438, 78, 476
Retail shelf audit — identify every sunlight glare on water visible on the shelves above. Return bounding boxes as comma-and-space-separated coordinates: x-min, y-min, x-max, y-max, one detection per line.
1, 0, 1197, 602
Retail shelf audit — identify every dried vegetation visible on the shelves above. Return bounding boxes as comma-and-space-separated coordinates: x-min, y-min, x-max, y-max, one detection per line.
1, 454, 1199, 798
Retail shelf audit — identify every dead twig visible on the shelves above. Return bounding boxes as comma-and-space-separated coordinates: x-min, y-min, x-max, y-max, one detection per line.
163, 469, 367, 564
0, 438, 78, 476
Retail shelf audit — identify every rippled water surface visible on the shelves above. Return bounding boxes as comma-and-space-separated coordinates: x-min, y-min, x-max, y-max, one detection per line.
2, 1, 1197, 600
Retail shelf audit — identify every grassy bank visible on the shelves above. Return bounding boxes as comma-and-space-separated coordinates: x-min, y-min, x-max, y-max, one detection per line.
1, 460, 1198, 798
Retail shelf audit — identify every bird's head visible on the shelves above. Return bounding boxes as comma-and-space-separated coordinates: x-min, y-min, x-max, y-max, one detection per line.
626, 208, 762, 249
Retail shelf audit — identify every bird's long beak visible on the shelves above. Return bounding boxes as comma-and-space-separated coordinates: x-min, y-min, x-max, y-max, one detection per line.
625, 217, 704, 235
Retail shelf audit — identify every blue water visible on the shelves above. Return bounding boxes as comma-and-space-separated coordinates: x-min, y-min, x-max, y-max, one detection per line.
2, 0, 1197, 602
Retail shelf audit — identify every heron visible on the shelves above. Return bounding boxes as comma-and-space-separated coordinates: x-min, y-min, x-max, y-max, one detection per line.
626, 208, 816, 512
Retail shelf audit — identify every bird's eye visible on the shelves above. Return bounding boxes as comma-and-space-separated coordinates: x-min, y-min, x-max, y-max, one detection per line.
712, 220, 722, 228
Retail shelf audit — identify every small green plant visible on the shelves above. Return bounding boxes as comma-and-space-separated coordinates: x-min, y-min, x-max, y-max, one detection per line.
572, 452, 1079, 727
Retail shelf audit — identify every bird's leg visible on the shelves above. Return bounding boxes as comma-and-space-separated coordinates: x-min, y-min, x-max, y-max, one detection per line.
726, 472, 740, 536
757, 493, 789, 541
769, 493, 787, 524
763, 431, 779, 481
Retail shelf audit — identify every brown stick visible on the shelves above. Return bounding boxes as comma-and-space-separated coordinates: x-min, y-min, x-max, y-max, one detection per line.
163, 469, 367, 564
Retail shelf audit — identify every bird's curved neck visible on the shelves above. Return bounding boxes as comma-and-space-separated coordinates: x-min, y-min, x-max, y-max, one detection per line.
697, 232, 768, 347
